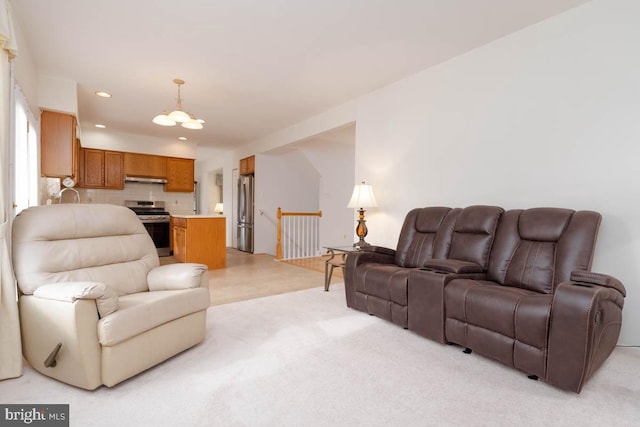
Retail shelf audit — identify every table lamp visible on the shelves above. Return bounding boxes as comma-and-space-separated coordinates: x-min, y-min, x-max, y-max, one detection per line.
214, 203, 224, 215
347, 181, 378, 247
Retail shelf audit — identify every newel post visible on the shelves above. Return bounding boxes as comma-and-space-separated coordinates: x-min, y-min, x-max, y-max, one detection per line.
276, 207, 282, 260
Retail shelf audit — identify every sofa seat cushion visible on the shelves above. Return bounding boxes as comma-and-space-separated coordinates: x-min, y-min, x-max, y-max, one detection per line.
445, 279, 552, 349
422, 259, 483, 274
356, 264, 410, 305
98, 288, 210, 346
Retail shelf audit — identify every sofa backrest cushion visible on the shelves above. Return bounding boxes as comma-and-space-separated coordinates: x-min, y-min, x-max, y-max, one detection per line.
394, 207, 461, 268
487, 208, 601, 294
448, 205, 504, 269
12, 203, 159, 296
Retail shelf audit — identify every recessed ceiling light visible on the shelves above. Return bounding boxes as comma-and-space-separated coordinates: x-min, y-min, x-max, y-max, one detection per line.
95, 91, 112, 98
178, 136, 187, 141
94, 124, 106, 128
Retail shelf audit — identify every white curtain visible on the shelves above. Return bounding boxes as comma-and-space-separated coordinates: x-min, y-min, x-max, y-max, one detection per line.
0, 0, 22, 381
14, 84, 38, 214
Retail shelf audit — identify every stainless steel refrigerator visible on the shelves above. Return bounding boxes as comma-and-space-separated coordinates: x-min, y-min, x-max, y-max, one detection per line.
237, 175, 254, 253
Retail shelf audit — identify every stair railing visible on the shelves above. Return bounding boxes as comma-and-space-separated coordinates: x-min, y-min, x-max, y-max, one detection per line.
276, 207, 322, 260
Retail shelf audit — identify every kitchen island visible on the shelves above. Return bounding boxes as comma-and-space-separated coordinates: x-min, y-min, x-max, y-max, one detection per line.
171, 215, 226, 269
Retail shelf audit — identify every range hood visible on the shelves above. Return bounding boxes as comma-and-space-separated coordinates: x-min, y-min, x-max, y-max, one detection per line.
124, 176, 168, 184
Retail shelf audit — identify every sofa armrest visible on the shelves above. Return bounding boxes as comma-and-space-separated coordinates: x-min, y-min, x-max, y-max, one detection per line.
361, 245, 396, 257
547, 279, 625, 393
147, 263, 208, 291
33, 282, 118, 318
19, 295, 102, 389
343, 249, 396, 308
347, 249, 395, 267
570, 270, 626, 297
422, 259, 484, 274
344, 249, 396, 278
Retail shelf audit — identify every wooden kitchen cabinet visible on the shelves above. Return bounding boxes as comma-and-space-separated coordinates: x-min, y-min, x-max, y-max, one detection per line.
171, 216, 226, 269
123, 152, 167, 178
172, 220, 187, 261
239, 155, 255, 175
165, 157, 195, 192
41, 110, 78, 179
104, 151, 124, 188
81, 148, 103, 187
80, 148, 124, 189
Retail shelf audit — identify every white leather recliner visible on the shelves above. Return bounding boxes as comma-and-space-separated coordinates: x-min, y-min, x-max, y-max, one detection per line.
12, 203, 210, 390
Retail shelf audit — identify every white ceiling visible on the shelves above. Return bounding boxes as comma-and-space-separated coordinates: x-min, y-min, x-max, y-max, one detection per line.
11, 0, 590, 149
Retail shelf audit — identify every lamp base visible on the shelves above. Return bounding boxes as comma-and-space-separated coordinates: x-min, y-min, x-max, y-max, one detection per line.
354, 208, 371, 249
353, 239, 371, 250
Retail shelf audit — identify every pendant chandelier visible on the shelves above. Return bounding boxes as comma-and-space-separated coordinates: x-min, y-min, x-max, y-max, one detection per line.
152, 79, 204, 129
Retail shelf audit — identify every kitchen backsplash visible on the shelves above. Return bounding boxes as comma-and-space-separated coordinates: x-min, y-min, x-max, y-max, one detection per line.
42, 179, 196, 215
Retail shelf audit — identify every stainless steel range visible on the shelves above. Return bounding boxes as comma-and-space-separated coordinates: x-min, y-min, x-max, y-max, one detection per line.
125, 200, 171, 256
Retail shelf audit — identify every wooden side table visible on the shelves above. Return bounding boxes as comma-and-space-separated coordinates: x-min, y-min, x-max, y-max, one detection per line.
323, 246, 357, 291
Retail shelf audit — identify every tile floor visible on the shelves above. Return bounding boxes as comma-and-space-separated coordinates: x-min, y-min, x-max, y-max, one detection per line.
162, 248, 344, 305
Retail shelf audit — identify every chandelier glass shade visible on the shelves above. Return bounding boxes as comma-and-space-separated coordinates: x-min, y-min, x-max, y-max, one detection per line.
152, 79, 204, 129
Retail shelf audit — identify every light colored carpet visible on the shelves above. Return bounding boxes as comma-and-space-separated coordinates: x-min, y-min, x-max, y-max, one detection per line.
1, 284, 639, 426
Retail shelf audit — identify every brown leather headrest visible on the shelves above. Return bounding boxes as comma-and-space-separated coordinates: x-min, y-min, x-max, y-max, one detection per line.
518, 208, 573, 242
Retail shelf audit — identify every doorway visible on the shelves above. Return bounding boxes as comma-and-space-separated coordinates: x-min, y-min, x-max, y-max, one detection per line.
206, 169, 223, 214
231, 167, 239, 248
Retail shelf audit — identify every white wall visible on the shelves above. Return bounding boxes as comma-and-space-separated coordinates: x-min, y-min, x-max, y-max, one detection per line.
254, 151, 320, 255
296, 141, 355, 248
355, 0, 640, 345
237, 100, 356, 162
37, 75, 77, 115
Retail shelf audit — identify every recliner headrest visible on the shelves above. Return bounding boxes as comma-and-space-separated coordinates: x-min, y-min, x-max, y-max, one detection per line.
415, 207, 451, 233
454, 205, 504, 234
518, 208, 574, 242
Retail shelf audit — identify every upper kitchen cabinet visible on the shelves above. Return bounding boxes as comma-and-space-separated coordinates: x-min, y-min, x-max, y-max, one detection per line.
104, 151, 125, 189
123, 152, 167, 178
41, 110, 78, 179
165, 157, 194, 192
80, 148, 124, 189
239, 155, 255, 175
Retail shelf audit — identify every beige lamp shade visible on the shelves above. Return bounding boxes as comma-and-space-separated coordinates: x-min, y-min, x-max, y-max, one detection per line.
214, 203, 224, 214
347, 182, 378, 209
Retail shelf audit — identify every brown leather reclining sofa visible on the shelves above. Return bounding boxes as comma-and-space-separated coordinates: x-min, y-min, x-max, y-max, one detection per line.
344, 205, 625, 393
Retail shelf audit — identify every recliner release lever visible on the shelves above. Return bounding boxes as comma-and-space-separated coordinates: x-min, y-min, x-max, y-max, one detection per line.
44, 343, 62, 368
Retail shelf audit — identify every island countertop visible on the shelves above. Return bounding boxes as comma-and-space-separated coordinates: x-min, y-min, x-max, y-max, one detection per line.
170, 214, 226, 219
